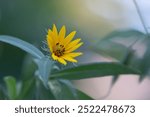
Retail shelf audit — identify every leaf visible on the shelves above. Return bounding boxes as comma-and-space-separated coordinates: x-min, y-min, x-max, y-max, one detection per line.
4, 76, 17, 99
100, 29, 145, 40
37, 79, 56, 100
91, 30, 146, 83
112, 50, 135, 84
0, 35, 44, 59
17, 78, 36, 99
18, 78, 55, 100
48, 79, 93, 99
51, 62, 140, 80
48, 80, 76, 99
0, 85, 6, 99
20, 55, 37, 80
75, 89, 93, 100
0, 35, 54, 88
34, 57, 54, 87
92, 30, 146, 60
128, 37, 150, 81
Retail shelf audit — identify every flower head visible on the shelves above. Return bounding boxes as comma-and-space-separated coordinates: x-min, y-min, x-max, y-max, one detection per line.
46, 24, 83, 65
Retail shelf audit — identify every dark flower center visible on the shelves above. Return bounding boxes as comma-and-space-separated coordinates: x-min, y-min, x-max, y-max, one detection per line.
54, 43, 65, 57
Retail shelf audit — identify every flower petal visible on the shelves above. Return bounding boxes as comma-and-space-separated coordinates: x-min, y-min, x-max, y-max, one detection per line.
52, 53, 59, 60
57, 57, 67, 65
46, 35, 53, 52
65, 38, 81, 50
52, 53, 67, 65
46, 29, 55, 52
47, 29, 58, 45
59, 25, 66, 41
65, 52, 83, 57
62, 55, 77, 63
65, 42, 83, 53
63, 31, 76, 46
53, 24, 58, 35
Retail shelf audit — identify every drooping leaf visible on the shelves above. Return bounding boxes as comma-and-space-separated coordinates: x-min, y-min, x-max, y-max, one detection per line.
51, 62, 140, 80
34, 57, 54, 87
127, 37, 150, 81
91, 30, 146, 83
0, 35, 44, 59
100, 29, 145, 40
112, 50, 135, 84
48, 79, 93, 99
0, 35, 55, 87
4, 76, 17, 99
92, 30, 146, 60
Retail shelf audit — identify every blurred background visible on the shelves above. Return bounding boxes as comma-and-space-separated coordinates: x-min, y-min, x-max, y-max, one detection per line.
0, 0, 150, 99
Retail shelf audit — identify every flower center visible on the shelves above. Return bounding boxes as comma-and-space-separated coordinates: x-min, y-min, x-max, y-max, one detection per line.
54, 43, 65, 57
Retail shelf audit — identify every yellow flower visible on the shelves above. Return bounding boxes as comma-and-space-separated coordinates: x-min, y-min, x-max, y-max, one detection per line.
46, 24, 83, 65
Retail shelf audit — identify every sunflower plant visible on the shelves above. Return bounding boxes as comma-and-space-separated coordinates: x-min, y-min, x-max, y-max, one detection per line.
0, 24, 139, 100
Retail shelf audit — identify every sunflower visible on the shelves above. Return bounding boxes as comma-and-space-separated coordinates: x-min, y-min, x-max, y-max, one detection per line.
46, 24, 83, 65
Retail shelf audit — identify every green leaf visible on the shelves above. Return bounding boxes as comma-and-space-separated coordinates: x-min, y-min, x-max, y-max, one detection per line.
0, 85, 6, 99
4, 76, 17, 99
0, 35, 44, 59
75, 89, 93, 100
17, 78, 36, 99
37, 79, 56, 100
48, 80, 76, 99
34, 57, 54, 87
92, 30, 145, 60
100, 29, 145, 40
112, 50, 135, 84
20, 55, 37, 80
0, 35, 54, 88
48, 79, 93, 99
127, 37, 150, 81
51, 62, 140, 80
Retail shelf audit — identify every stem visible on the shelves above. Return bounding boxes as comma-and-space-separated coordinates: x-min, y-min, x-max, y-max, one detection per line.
133, 0, 149, 36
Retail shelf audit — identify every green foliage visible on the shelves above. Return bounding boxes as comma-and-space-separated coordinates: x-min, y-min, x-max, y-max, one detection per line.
128, 37, 150, 81
34, 57, 54, 88
51, 62, 139, 80
92, 29, 150, 82
48, 80, 92, 100
0, 35, 52, 87
0, 34, 141, 100
0, 36, 44, 59
0, 85, 6, 99
4, 76, 17, 99
0, 0, 147, 100
17, 78, 36, 99
92, 29, 145, 60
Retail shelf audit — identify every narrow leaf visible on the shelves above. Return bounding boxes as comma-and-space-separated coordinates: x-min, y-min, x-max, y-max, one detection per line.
51, 62, 140, 80
0, 85, 6, 99
75, 89, 93, 100
34, 57, 54, 87
92, 30, 146, 60
18, 78, 36, 99
0, 35, 44, 59
4, 76, 17, 99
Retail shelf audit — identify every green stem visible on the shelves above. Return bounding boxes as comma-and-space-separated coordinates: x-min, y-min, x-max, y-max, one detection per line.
133, 0, 149, 36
